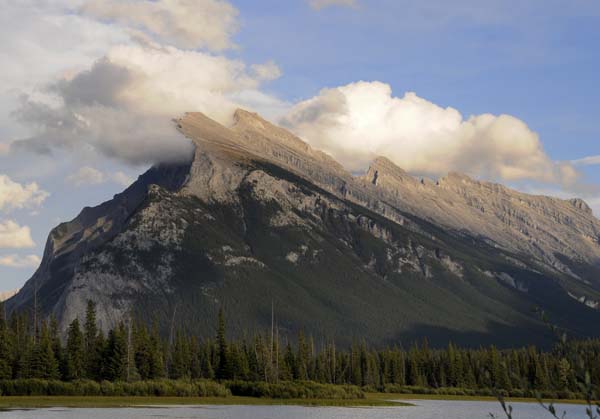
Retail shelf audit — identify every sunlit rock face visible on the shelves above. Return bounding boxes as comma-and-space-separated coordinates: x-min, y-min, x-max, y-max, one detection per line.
7, 109, 600, 347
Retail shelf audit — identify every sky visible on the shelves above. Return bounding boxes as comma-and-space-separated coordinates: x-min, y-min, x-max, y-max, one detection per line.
1, 0, 599, 292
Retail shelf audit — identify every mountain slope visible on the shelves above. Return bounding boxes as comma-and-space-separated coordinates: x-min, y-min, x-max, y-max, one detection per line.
7, 109, 600, 347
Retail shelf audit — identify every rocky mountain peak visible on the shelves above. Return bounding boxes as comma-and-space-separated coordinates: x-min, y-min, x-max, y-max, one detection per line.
569, 197, 593, 215
366, 156, 413, 185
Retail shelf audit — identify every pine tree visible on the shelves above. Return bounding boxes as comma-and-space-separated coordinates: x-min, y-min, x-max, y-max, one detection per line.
297, 331, 310, 381
31, 321, 59, 379
215, 306, 230, 380
102, 323, 127, 381
49, 316, 65, 379
281, 341, 295, 380
65, 318, 85, 380
170, 330, 190, 379
200, 340, 215, 379
558, 357, 571, 390
0, 302, 13, 379
134, 323, 153, 380
149, 322, 165, 379
83, 300, 100, 379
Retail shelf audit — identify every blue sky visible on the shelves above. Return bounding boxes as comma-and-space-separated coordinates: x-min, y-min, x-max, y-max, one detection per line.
0, 0, 599, 291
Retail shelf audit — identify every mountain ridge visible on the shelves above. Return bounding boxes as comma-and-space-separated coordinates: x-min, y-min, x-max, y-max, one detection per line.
6, 108, 600, 347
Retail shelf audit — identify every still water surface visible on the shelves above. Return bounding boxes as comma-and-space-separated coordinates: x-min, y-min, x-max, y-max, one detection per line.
0, 399, 590, 419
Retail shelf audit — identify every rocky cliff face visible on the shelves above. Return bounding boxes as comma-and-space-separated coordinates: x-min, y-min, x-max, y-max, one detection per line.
6, 109, 600, 346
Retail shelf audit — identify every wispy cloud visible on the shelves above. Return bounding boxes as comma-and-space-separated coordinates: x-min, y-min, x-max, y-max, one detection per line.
572, 155, 600, 166
67, 166, 135, 188
308, 0, 357, 11
81, 0, 239, 51
0, 254, 40, 268
67, 166, 105, 186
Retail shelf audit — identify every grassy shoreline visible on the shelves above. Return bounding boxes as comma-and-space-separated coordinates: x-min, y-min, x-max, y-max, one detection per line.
0, 392, 590, 409
0, 395, 410, 409
373, 393, 589, 405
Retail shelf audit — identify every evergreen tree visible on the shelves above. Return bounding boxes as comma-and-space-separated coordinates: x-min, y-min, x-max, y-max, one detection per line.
149, 322, 165, 379
134, 323, 153, 380
215, 306, 230, 380
31, 321, 59, 379
0, 302, 12, 379
102, 323, 127, 381
83, 300, 101, 379
65, 318, 85, 380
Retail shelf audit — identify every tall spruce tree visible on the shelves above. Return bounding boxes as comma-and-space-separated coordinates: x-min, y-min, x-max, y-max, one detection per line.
215, 306, 230, 380
0, 302, 12, 379
83, 300, 100, 379
65, 318, 85, 380
102, 323, 127, 381
31, 321, 59, 379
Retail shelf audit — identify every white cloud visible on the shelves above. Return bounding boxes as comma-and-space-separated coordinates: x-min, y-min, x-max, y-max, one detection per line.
282, 81, 578, 186
572, 155, 600, 166
251, 61, 283, 81
67, 166, 135, 187
112, 171, 135, 187
81, 0, 239, 51
0, 174, 49, 212
67, 166, 105, 186
0, 144, 9, 155
10, 1, 286, 166
309, 0, 357, 10
0, 220, 35, 249
0, 254, 41, 268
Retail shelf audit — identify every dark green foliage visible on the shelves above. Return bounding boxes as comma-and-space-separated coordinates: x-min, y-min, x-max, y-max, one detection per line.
65, 319, 84, 380
226, 380, 364, 399
0, 302, 12, 379
83, 300, 102, 380
101, 324, 127, 381
215, 306, 231, 380
29, 322, 59, 380
0, 303, 597, 402
0, 379, 229, 397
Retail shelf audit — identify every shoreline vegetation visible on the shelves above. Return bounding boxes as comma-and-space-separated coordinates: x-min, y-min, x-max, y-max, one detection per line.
1, 301, 598, 411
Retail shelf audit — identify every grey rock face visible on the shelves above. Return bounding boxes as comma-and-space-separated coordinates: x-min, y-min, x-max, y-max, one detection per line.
179, 110, 600, 283
7, 109, 600, 343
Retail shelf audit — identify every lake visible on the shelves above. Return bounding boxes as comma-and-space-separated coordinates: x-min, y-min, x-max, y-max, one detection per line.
0, 399, 589, 418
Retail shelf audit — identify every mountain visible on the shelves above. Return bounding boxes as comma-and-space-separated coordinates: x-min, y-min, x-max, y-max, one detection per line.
6, 109, 600, 347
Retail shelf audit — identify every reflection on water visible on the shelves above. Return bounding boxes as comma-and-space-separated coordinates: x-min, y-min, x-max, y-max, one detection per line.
0, 399, 589, 419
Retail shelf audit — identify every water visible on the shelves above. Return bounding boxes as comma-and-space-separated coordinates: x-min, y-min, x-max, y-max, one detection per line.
0, 399, 590, 419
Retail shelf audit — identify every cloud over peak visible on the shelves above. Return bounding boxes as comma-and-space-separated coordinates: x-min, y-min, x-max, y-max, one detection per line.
282, 81, 578, 186
10, 1, 285, 167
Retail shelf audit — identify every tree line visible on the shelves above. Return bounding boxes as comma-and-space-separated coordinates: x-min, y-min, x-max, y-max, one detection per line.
0, 301, 598, 399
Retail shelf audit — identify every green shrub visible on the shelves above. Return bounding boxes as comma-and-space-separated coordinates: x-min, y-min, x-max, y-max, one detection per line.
226, 380, 364, 399
0, 379, 229, 397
